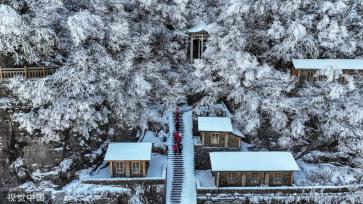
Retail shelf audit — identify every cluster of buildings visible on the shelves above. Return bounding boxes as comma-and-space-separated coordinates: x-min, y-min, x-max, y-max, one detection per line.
99, 25, 363, 190
194, 111, 299, 188
102, 106, 300, 189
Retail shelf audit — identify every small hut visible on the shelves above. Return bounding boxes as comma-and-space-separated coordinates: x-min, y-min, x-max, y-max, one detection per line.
292, 59, 363, 83
210, 152, 300, 187
197, 117, 243, 149
104, 143, 152, 177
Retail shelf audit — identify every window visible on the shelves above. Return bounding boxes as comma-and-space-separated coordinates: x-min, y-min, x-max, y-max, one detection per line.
115, 162, 124, 173
273, 172, 282, 184
132, 161, 140, 173
227, 172, 239, 185
251, 173, 259, 184
282, 172, 290, 184
211, 133, 219, 144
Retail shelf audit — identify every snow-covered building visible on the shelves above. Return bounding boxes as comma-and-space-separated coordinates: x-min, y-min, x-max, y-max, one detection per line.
104, 143, 152, 177
197, 117, 243, 149
292, 59, 363, 82
209, 152, 300, 187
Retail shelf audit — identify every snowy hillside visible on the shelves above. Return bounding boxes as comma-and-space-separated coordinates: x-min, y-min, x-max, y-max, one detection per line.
0, 0, 363, 203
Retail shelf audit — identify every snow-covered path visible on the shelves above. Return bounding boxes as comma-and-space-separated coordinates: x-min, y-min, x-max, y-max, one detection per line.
166, 110, 196, 204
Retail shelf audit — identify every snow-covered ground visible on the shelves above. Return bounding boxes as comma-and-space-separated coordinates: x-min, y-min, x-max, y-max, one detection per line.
295, 160, 363, 186
62, 182, 130, 202
147, 154, 167, 177
141, 130, 166, 148
196, 170, 216, 188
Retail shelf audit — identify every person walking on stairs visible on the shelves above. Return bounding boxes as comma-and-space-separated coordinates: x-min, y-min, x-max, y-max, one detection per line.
178, 143, 183, 155
172, 144, 179, 154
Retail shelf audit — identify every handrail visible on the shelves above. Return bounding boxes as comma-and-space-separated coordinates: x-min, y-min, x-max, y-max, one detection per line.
0, 66, 57, 80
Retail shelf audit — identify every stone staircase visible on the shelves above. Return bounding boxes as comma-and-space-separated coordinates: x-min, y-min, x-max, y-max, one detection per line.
167, 111, 185, 203
166, 109, 196, 204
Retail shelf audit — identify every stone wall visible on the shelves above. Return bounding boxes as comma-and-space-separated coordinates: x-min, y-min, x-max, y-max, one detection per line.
0, 101, 18, 188
62, 183, 165, 204
197, 186, 363, 204
22, 142, 63, 171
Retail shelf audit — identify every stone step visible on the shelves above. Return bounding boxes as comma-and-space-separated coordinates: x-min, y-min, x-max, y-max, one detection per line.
172, 183, 183, 185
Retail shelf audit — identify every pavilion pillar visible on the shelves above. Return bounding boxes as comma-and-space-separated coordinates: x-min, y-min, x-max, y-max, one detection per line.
190, 35, 194, 63
198, 38, 201, 59
201, 35, 204, 58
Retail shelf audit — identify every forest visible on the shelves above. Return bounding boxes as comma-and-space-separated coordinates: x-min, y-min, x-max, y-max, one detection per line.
0, 0, 362, 202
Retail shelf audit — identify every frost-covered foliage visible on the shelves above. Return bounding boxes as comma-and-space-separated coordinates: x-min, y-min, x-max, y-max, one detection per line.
1, 0, 363, 166
189, 0, 363, 163
4, 0, 188, 142
10, 157, 28, 179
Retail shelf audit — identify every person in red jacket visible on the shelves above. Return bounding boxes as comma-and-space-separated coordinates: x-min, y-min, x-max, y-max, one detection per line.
172, 144, 179, 154
173, 131, 178, 139
174, 132, 181, 144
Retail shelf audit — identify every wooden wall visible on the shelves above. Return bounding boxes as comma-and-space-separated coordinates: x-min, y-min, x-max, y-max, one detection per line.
214, 171, 294, 187
109, 160, 148, 178
200, 131, 240, 148
293, 69, 363, 84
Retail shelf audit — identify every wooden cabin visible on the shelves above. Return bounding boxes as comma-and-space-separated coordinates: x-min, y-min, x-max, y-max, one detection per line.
292, 59, 363, 83
104, 143, 152, 178
197, 117, 243, 149
210, 152, 299, 187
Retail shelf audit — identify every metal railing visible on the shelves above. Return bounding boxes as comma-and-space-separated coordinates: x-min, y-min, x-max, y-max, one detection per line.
0, 66, 57, 80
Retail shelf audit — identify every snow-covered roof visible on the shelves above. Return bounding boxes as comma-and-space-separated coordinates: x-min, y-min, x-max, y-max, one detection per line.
232, 128, 244, 137
104, 143, 152, 161
292, 59, 363, 70
210, 152, 300, 172
195, 103, 232, 118
186, 22, 217, 34
198, 117, 233, 132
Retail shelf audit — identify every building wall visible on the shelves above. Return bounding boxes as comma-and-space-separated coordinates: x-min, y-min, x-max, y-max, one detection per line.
293, 69, 363, 84
201, 131, 240, 148
110, 160, 148, 178
215, 171, 294, 187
